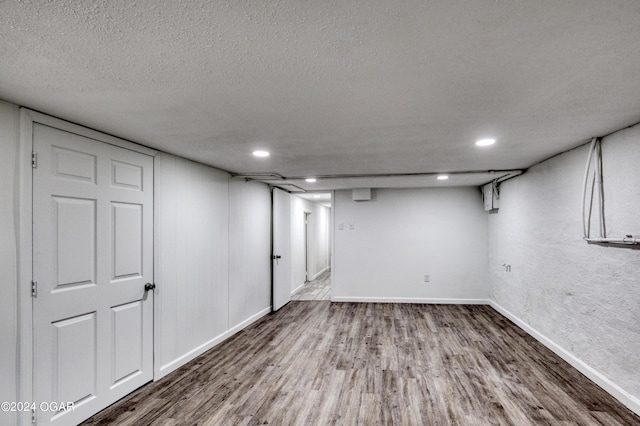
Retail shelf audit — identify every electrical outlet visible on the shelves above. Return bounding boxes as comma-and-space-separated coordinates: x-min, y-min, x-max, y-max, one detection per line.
424, 274, 430, 283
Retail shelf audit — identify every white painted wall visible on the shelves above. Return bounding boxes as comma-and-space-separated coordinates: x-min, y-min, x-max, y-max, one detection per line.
0, 100, 19, 426
154, 154, 272, 378
311, 203, 331, 277
291, 195, 331, 292
488, 123, 640, 412
333, 187, 488, 302
155, 153, 230, 376
290, 195, 305, 292
228, 180, 272, 327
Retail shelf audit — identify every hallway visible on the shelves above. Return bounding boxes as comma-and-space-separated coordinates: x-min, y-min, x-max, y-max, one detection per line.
292, 269, 331, 301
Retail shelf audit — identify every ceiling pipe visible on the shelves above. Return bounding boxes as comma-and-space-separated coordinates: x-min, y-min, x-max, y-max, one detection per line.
282, 169, 525, 181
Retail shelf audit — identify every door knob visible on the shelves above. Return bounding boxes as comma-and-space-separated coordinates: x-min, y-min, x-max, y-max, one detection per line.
144, 282, 156, 292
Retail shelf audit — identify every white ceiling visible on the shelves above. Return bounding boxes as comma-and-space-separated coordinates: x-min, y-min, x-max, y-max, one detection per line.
2, 1, 640, 191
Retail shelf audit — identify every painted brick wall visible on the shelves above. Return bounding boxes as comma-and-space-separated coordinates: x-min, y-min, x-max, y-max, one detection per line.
488, 123, 640, 407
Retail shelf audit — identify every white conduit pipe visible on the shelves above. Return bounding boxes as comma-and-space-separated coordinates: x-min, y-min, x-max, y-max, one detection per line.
582, 136, 639, 245
582, 138, 598, 239
595, 140, 605, 238
585, 237, 640, 244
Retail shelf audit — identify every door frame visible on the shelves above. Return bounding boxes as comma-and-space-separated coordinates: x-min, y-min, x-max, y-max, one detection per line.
17, 109, 157, 425
329, 191, 335, 301
304, 212, 311, 282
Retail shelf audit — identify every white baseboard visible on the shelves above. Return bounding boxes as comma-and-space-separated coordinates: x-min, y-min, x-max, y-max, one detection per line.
154, 297, 639, 417
332, 296, 490, 305
228, 306, 272, 337
330, 296, 639, 415
157, 307, 271, 379
490, 301, 640, 416
311, 266, 330, 281
291, 283, 305, 295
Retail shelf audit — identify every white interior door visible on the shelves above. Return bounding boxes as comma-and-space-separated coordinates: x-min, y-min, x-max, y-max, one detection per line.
272, 188, 291, 311
32, 123, 154, 425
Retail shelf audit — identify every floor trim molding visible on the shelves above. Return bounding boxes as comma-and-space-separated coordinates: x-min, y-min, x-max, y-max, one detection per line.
330, 295, 639, 415
291, 283, 305, 295
156, 294, 639, 417
489, 301, 640, 416
157, 307, 271, 379
311, 266, 330, 281
332, 296, 490, 305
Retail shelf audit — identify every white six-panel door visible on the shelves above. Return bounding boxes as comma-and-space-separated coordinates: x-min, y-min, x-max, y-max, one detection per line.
32, 123, 154, 425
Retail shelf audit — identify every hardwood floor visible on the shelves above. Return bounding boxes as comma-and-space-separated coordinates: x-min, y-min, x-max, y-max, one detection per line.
292, 269, 331, 301
83, 302, 639, 425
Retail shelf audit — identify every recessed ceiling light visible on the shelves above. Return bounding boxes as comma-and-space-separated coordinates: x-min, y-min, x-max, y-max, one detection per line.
475, 138, 496, 147
313, 195, 321, 199
437, 175, 449, 180
252, 150, 270, 157
305, 178, 317, 183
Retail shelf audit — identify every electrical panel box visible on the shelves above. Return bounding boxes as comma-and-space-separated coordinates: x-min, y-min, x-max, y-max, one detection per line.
483, 182, 499, 211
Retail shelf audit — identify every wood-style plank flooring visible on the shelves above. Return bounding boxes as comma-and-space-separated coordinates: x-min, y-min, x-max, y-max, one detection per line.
83, 302, 639, 425
292, 269, 331, 301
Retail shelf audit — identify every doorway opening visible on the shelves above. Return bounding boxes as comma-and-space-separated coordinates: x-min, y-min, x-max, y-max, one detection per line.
304, 211, 311, 282
291, 192, 332, 301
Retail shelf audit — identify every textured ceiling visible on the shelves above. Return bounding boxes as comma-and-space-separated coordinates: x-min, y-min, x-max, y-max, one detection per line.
2, 1, 640, 190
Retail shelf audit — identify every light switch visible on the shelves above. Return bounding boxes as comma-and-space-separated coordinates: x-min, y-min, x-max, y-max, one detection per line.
349, 223, 355, 230
338, 223, 344, 230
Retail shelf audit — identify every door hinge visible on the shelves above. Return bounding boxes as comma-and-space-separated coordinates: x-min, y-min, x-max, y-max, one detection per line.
31, 152, 37, 168
31, 407, 37, 423
31, 280, 37, 297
